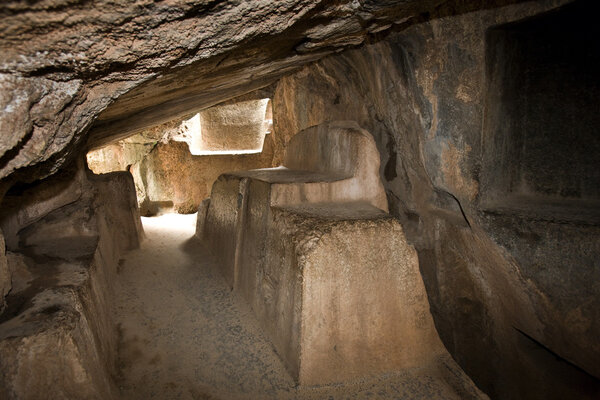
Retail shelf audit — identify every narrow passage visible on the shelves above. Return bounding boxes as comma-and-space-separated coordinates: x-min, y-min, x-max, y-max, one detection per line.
113, 213, 485, 400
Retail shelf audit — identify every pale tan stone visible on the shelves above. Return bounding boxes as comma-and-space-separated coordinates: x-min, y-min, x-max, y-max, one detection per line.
263, 203, 446, 385
202, 121, 389, 288
85, 97, 283, 215
275, 120, 388, 211
201, 121, 447, 385
195, 198, 211, 240
0, 164, 142, 400
193, 99, 271, 154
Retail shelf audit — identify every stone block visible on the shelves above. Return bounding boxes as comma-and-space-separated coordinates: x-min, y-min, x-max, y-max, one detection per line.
201, 121, 388, 288
201, 121, 448, 385
253, 203, 446, 385
193, 99, 270, 154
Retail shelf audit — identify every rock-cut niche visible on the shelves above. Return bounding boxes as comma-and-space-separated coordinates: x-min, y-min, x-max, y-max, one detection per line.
481, 0, 600, 380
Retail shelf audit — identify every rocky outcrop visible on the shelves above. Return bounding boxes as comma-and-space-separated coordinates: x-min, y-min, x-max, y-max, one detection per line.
0, 161, 142, 399
0, 0, 452, 185
271, 1, 599, 399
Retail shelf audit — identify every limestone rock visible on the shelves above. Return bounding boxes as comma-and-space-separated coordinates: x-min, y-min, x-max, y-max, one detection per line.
202, 121, 450, 385
0, 284, 115, 400
193, 99, 270, 154
88, 103, 283, 215
267, 204, 446, 384
203, 121, 389, 288
1, 1, 598, 399
270, 1, 600, 398
129, 137, 279, 215
195, 198, 210, 240
0, 163, 87, 250
5, 252, 31, 295
0, 0, 445, 183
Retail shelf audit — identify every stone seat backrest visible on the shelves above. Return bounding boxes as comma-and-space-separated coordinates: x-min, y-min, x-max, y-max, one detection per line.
201, 121, 388, 287
271, 120, 388, 211
284, 120, 375, 179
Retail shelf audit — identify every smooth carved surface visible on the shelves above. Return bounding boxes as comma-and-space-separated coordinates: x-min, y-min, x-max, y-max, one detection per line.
203, 121, 389, 288
269, 204, 447, 385
194, 99, 270, 154
201, 121, 453, 385
275, 121, 388, 211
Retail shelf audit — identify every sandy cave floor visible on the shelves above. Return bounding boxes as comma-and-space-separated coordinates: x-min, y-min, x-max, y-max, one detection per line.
113, 213, 487, 400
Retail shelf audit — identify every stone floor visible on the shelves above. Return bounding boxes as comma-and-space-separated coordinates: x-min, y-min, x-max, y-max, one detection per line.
113, 213, 488, 400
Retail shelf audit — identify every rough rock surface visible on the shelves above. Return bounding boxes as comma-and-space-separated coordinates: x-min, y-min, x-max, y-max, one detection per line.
86, 115, 190, 174
271, 1, 599, 399
0, 160, 142, 399
88, 121, 282, 215
0, 0, 449, 184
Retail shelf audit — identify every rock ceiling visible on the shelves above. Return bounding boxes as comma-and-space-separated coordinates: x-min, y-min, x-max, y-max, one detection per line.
0, 0, 520, 184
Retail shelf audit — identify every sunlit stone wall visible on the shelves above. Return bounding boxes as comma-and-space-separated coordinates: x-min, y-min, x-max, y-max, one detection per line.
191, 99, 271, 155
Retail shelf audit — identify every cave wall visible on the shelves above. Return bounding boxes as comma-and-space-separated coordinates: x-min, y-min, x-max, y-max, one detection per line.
133, 137, 279, 215
271, 0, 599, 398
0, 0, 448, 187
482, 5, 600, 200
87, 121, 282, 216
0, 230, 9, 314
0, 159, 142, 399
1, 0, 598, 398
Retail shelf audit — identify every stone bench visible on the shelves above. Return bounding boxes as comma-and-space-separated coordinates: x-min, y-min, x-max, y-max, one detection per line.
200, 121, 388, 287
198, 121, 446, 385
256, 202, 445, 384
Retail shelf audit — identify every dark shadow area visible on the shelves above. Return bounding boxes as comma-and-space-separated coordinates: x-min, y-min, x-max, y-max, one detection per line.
482, 0, 600, 204
479, 0, 600, 389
